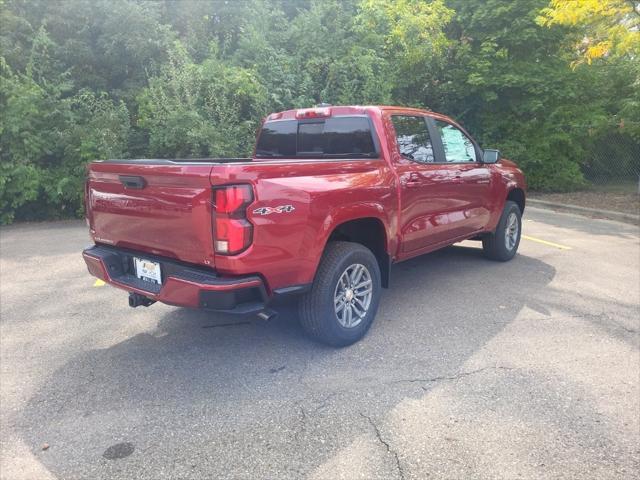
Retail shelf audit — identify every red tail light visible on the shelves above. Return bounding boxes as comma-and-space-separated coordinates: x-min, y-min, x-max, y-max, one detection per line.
213, 185, 253, 255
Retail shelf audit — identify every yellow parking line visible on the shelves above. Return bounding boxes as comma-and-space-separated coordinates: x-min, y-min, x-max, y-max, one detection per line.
522, 235, 572, 250
93, 279, 106, 287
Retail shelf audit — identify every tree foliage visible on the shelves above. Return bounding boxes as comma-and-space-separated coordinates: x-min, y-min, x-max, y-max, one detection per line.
538, 0, 640, 64
138, 42, 268, 158
0, 0, 638, 223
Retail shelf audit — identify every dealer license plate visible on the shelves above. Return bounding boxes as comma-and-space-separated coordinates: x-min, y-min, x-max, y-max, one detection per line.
134, 257, 162, 285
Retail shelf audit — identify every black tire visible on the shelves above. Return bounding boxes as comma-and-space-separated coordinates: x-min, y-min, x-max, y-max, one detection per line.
482, 200, 522, 261
299, 241, 381, 347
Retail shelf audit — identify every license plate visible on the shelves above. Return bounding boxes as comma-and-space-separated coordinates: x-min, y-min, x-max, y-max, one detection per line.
134, 258, 162, 285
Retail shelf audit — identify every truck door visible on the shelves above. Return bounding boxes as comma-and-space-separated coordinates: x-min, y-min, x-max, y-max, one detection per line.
429, 118, 492, 234
390, 114, 469, 254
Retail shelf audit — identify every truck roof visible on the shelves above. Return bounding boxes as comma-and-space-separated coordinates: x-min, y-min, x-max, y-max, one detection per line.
266, 105, 452, 123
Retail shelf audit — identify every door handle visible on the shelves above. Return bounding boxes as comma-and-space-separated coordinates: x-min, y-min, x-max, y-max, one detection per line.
405, 173, 422, 188
119, 175, 146, 189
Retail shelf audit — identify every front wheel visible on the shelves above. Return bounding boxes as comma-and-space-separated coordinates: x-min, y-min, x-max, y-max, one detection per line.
482, 200, 522, 261
299, 241, 381, 347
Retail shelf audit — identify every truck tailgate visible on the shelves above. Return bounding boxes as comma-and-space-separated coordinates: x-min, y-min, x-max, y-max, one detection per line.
87, 161, 216, 267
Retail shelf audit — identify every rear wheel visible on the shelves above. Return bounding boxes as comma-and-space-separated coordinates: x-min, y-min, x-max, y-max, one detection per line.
482, 200, 522, 261
299, 241, 381, 347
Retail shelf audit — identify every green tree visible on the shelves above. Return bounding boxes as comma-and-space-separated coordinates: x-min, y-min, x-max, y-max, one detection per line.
1, 0, 638, 222
137, 41, 268, 158
538, 0, 640, 64
1, 23, 130, 222
355, 0, 454, 105
435, 0, 618, 190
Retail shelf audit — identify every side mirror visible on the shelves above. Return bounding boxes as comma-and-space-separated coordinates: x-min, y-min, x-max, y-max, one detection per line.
482, 149, 500, 164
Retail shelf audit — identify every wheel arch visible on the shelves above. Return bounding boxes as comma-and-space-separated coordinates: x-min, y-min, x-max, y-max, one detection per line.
506, 187, 525, 214
326, 217, 391, 288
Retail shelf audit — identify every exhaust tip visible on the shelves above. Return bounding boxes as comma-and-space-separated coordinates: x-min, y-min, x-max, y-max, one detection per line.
256, 309, 277, 321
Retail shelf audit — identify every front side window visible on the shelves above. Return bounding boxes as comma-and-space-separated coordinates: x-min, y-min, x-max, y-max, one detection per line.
391, 115, 434, 163
434, 120, 477, 163
255, 116, 377, 158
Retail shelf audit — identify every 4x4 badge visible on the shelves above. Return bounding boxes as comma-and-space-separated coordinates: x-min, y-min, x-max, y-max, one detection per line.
253, 205, 295, 215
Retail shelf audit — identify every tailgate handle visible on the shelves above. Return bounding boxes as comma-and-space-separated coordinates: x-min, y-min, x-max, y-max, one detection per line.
119, 175, 146, 189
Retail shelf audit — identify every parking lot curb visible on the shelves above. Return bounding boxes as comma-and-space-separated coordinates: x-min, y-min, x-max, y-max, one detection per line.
528, 199, 640, 225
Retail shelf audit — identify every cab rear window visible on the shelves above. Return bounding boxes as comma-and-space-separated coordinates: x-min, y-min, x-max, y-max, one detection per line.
255, 116, 377, 158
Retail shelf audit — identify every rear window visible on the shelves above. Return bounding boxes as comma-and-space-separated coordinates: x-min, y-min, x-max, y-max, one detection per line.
255, 116, 377, 158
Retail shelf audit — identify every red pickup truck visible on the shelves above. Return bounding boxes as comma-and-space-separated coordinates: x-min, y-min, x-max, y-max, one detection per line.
83, 105, 526, 346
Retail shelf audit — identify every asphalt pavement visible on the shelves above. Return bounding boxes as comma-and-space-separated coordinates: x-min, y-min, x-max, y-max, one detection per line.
1, 207, 638, 479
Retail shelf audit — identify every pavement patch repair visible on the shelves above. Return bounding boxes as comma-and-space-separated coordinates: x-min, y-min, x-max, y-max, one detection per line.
1, 207, 638, 479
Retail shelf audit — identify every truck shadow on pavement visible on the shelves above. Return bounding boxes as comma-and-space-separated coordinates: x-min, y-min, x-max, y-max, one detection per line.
21, 243, 627, 479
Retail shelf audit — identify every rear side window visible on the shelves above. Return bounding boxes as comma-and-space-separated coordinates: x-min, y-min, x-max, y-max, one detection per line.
255, 116, 377, 158
391, 115, 434, 163
255, 120, 297, 157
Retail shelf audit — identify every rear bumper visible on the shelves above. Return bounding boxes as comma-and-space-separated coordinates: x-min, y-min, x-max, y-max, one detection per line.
82, 245, 267, 313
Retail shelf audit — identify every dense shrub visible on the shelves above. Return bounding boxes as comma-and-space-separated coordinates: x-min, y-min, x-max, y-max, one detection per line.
138, 42, 268, 158
0, 0, 637, 223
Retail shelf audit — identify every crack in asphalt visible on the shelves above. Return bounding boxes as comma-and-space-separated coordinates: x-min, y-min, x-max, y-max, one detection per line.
360, 412, 405, 480
308, 392, 339, 414
353, 366, 515, 478
568, 292, 639, 334
575, 312, 637, 334
201, 321, 252, 329
526, 310, 639, 335
292, 392, 340, 443
389, 365, 516, 390
289, 366, 515, 462
293, 405, 308, 443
